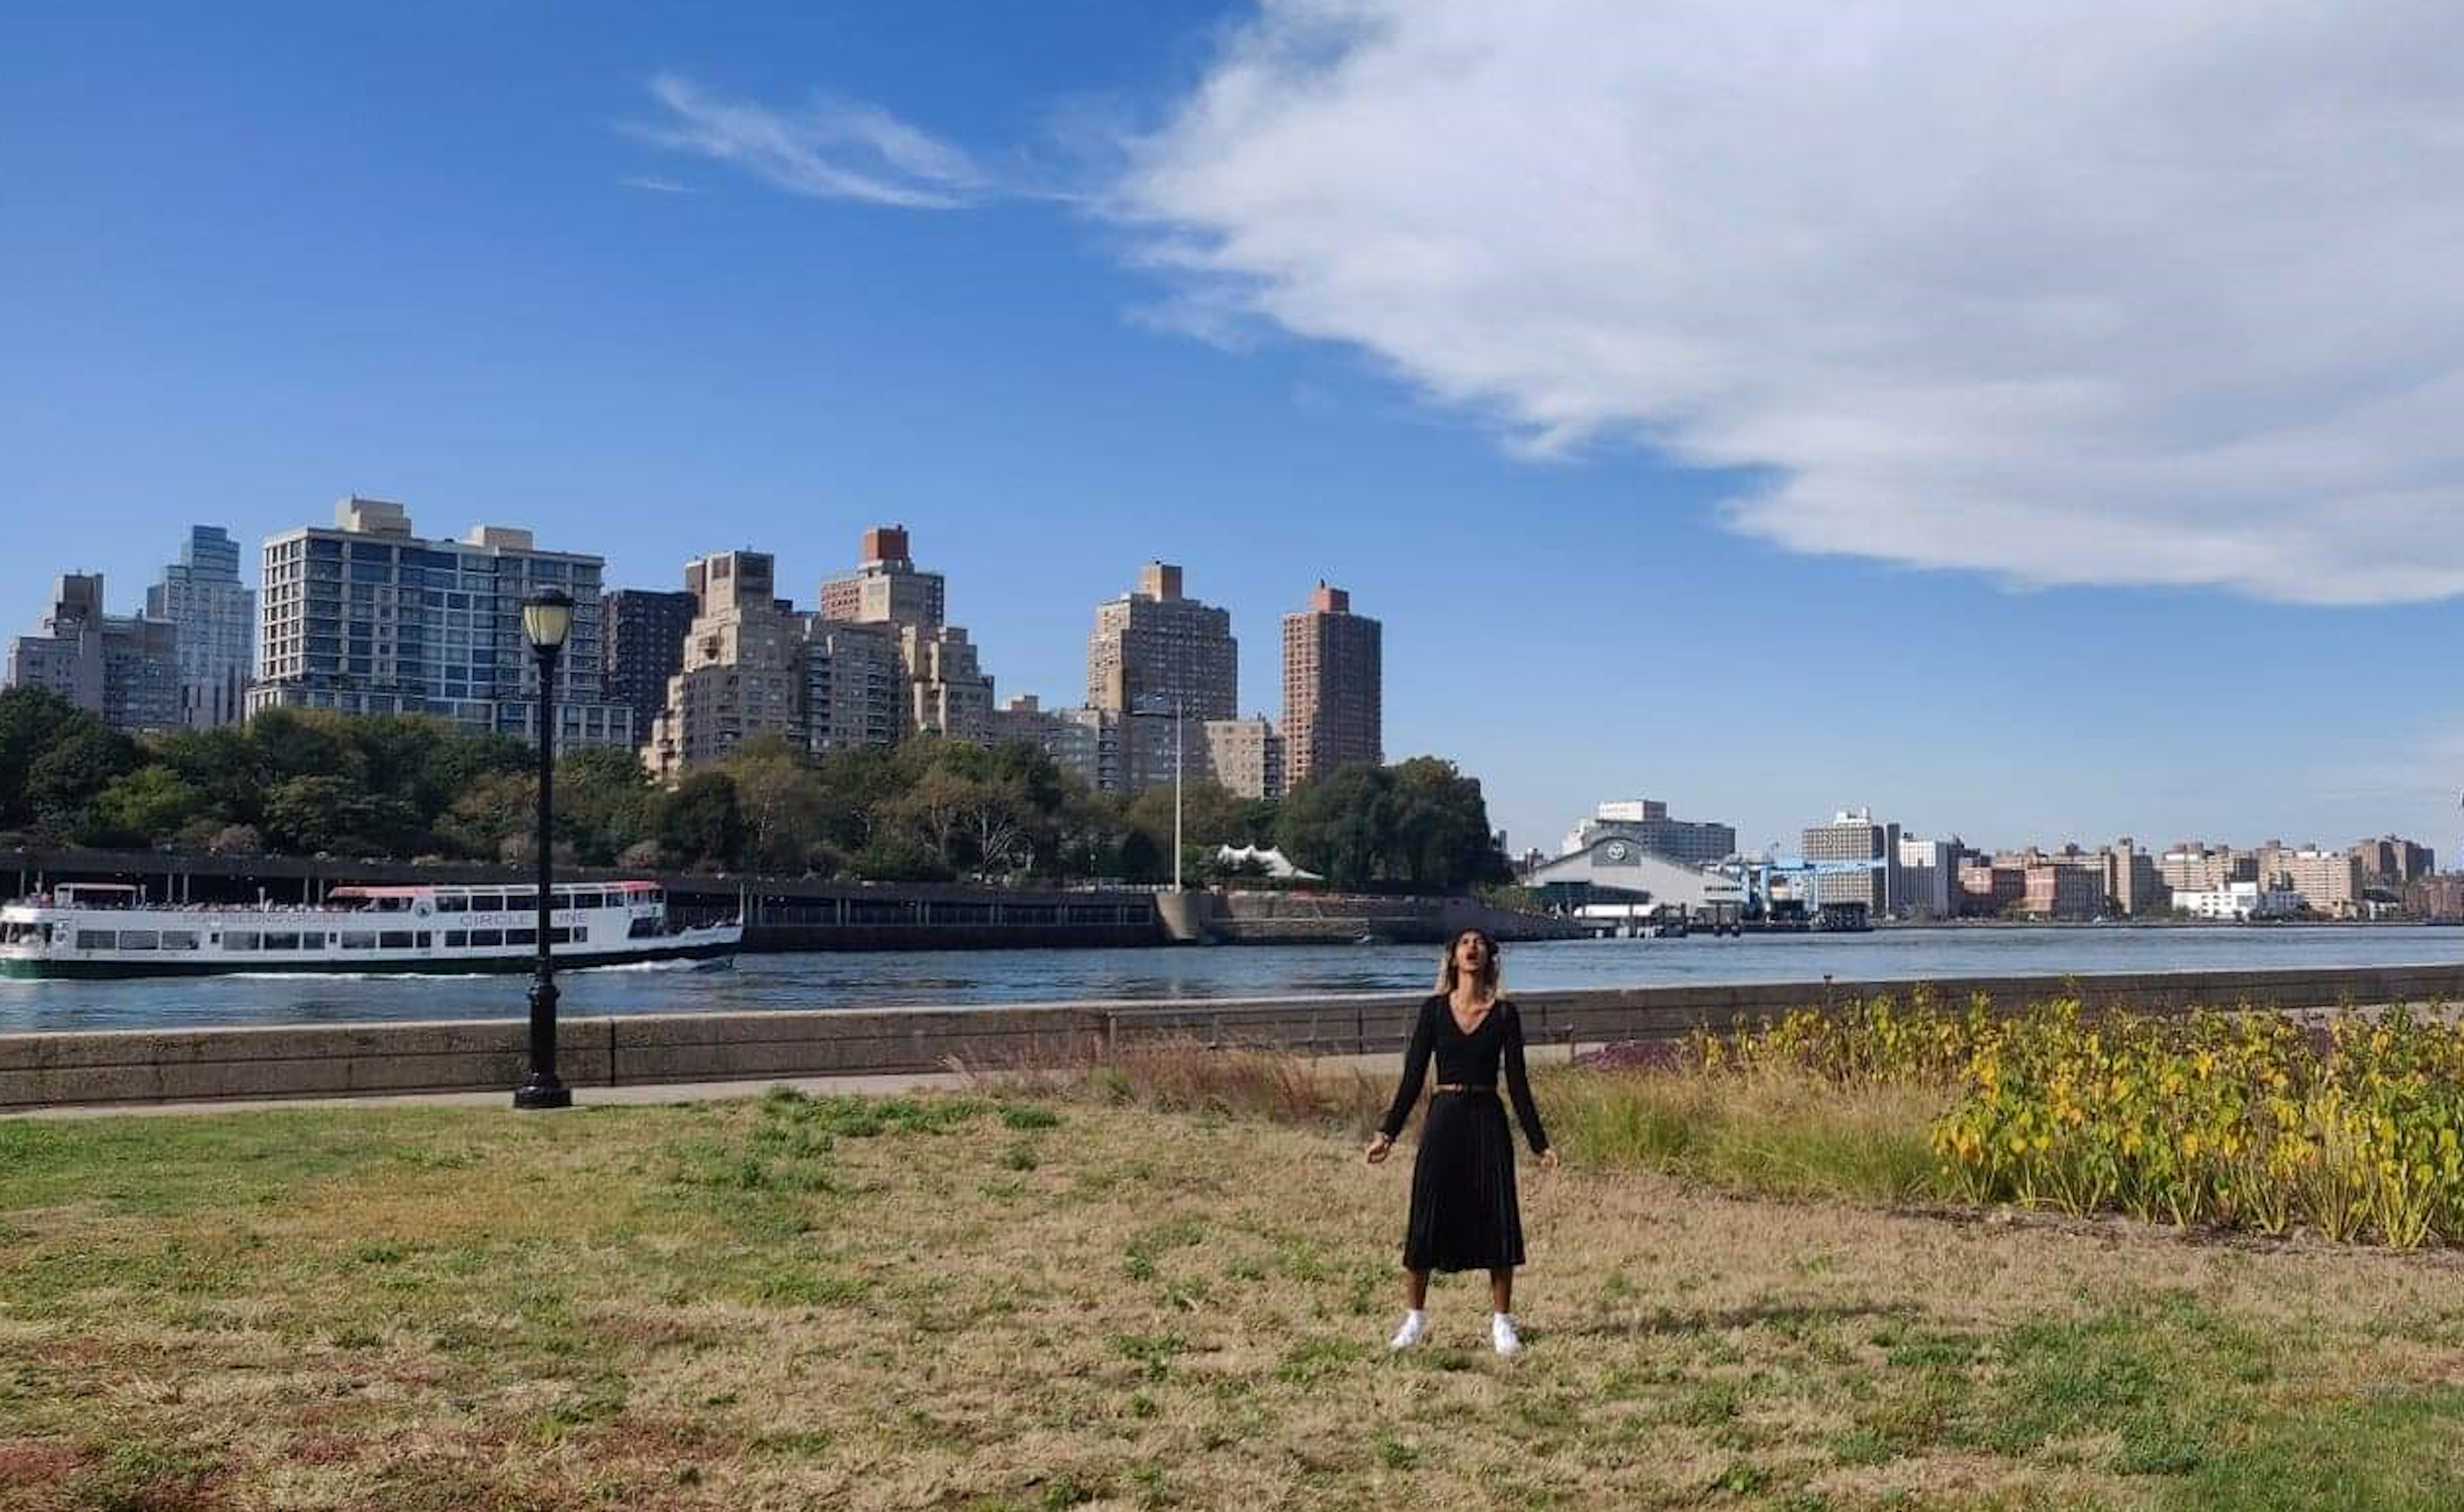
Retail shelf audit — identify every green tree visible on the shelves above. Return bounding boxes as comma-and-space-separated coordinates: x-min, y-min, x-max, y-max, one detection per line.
92, 766, 210, 845
720, 736, 838, 874
26, 720, 144, 839
556, 746, 658, 866
149, 724, 262, 827
436, 772, 536, 862
1387, 756, 1509, 893
660, 771, 746, 868
0, 686, 83, 828
1276, 762, 1395, 890
264, 775, 364, 854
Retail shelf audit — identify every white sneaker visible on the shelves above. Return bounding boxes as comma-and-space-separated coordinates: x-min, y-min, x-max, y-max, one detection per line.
1388, 1310, 1427, 1351
1491, 1313, 1522, 1357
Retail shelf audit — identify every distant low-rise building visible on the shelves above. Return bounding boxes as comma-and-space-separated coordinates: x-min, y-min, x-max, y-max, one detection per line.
2023, 860, 2107, 921
1958, 862, 2026, 917
1566, 799, 1738, 867
2403, 874, 2464, 922
2176, 881, 2301, 921
1804, 808, 1898, 915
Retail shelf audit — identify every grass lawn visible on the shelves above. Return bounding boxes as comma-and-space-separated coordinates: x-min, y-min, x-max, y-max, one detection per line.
7, 1079, 2464, 1511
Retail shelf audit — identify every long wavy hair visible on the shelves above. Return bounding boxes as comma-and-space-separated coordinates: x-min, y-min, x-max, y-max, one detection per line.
1433, 927, 1503, 1001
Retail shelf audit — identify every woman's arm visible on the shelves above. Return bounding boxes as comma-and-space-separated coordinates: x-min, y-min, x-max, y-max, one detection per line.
1502, 1003, 1551, 1155
1376, 998, 1438, 1141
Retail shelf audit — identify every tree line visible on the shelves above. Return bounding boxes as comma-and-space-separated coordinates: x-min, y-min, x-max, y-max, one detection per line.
0, 686, 1510, 893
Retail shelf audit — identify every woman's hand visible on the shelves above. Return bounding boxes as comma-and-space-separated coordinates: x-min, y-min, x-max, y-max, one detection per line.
1365, 1132, 1393, 1165
1538, 1148, 1560, 1173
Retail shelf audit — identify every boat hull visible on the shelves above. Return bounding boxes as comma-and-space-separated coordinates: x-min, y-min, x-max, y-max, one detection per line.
0, 935, 739, 981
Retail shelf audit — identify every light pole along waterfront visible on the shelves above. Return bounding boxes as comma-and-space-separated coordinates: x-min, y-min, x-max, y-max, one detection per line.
513, 588, 574, 1111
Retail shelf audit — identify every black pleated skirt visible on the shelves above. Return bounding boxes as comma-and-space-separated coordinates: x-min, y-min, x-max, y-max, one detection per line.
1403, 1090, 1525, 1273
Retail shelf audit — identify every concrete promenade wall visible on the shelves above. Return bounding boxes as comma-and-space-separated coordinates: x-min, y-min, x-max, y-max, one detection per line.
7, 962, 2463, 1112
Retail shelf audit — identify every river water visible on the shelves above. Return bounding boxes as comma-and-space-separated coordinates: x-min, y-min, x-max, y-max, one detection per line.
2, 924, 2456, 1033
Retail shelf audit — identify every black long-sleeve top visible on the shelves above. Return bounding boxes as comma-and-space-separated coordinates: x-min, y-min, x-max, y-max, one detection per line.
1378, 994, 1550, 1153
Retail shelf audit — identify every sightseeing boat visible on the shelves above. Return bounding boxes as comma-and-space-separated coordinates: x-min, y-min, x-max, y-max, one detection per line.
0, 881, 740, 980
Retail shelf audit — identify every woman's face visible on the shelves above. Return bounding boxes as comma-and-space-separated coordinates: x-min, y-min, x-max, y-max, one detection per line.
1452, 932, 1490, 976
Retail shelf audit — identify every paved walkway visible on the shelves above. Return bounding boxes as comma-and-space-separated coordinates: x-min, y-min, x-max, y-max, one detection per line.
6, 1045, 1581, 1120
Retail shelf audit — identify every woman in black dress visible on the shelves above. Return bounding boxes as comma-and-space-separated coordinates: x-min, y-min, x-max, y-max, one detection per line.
1365, 928, 1555, 1355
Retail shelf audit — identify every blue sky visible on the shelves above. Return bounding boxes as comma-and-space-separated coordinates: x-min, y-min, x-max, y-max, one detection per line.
4, 0, 2460, 863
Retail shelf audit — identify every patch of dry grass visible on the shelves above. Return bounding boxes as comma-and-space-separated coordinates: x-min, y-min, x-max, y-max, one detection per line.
7, 1089, 2464, 1510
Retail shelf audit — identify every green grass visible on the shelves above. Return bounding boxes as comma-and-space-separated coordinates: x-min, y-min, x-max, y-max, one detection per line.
4, 1085, 2464, 1510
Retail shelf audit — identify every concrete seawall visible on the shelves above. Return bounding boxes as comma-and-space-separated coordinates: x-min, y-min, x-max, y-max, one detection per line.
8, 962, 2462, 1112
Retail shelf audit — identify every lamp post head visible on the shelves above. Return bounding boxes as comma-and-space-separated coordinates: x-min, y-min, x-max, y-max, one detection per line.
522, 588, 575, 652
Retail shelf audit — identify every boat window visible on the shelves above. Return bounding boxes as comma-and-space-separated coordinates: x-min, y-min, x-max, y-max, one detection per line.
262, 932, 301, 951
468, 929, 502, 947
225, 932, 260, 951
118, 931, 159, 951
160, 931, 200, 951
436, 894, 469, 913
379, 931, 415, 949
629, 917, 660, 939
443, 930, 468, 948
340, 932, 377, 950
373, 897, 407, 913
506, 928, 537, 946
574, 891, 606, 910
505, 892, 537, 912
76, 930, 114, 951
468, 894, 504, 912
416, 932, 432, 949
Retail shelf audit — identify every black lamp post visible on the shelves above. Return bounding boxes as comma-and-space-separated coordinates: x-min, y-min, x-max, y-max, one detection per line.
514, 587, 575, 1111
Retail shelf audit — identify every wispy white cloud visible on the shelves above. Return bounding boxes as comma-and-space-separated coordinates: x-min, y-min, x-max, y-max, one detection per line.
1118, 0, 2464, 606
620, 174, 694, 194
635, 74, 983, 210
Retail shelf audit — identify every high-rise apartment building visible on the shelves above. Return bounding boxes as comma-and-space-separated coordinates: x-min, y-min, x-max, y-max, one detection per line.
1802, 807, 1899, 914
896, 622, 995, 742
801, 618, 903, 756
2103, 838, 2169, 917
1897, 836, 1960, 918
252, 498, 631, 748
144, 526, 253, 728
2260, 844, 2365, 919
2354, 836, 2436, 887
603, 588, 697, 743
1281, 581, 1381, 787
819, 526, 993, 741
819, 526, 946, 629
644, 550, 802, 778
1202, 716, 1286, 801
1090, 562, 1238, 722
2159, 843, 2259, 894
6, 573, 182, 732
1564, 799, 1737, 867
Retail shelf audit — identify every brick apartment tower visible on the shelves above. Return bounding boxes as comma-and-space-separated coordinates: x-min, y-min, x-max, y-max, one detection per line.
1087, 561, 1238, 720
818, 525, 993, 743
1281, 581, 1382, 786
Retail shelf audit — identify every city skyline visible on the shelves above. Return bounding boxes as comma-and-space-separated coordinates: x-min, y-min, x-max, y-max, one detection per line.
7, 3, 2463, 862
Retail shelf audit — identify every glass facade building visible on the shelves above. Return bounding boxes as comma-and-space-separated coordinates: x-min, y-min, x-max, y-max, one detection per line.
249, 498, 632, 749
146, 525, 255, 727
